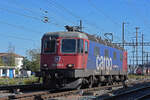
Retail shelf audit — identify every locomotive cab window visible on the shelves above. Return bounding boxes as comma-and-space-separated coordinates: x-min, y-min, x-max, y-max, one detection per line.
43, 39, 56, 53
85, 41, 88, 54
61, 39, 76, 53
77, 39, 84, 53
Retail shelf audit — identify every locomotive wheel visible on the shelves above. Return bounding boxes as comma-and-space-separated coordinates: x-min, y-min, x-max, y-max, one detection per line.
76, 84, 82, 90
89, 82, 93, 88
88, 76, 94, 88
120, 76, 125, 82
107, 76, 113, 85
97, 82, 102, 87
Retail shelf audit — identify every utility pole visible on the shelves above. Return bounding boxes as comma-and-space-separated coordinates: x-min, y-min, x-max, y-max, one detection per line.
132, 39, 135, 67
122, 22, 125, 48
135, 27, 139, 66
80, 20, 82, 32
142, 34, 144, 65
147, 53, 149, 64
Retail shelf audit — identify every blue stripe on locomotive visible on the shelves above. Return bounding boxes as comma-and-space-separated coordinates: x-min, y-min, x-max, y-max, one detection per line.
87, 40, 123, 71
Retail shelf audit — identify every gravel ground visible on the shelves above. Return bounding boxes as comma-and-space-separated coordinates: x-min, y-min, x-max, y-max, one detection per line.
1, 79, 150, 100
48, 79, 150, 100
0, 93, 14, 98
49, 85, 123, 100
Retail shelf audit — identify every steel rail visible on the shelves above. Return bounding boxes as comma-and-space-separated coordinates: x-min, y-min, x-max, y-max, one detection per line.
0, 83, 42, 91
104, 84, 150, 100
135, 93, 150, 100
3, 83, 122, 100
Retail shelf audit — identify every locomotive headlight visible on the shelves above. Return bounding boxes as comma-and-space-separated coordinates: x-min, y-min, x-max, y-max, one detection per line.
67, 64, 74, 68
43, 64, 48, 67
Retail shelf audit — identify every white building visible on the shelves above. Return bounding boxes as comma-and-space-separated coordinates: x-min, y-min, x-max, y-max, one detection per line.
0, 53, 24, 78
15, 56, 24, 70
0, 66, 15, 78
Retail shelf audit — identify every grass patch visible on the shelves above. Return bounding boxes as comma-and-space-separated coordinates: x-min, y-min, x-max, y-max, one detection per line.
128, 74, 150, 80
0, 76, 39, 85
23, 76, 39, 85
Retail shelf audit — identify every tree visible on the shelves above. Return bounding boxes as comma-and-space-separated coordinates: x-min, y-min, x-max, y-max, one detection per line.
7, 53, 15, 66
23, 48, 40, 72
0, 57, 3, 66
22, 57, 31, 70
7, 43, 15, 66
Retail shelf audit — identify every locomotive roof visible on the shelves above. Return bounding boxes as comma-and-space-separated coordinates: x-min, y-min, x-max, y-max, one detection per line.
43, 31, 124, 51
43, 31, 88, 39
84, 33, 124, 51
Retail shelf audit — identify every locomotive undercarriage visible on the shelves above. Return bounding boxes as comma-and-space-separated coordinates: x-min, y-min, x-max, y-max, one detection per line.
43, 76, 83, 89
40, 69, 127, 89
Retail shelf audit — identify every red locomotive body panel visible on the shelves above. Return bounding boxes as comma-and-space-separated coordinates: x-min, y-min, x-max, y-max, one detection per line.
41, 54, 87, 69
40, 35, 89, 70
123, 51, 128, 72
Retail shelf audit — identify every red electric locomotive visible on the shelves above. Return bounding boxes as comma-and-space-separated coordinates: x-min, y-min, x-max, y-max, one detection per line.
39, 27, 127, 89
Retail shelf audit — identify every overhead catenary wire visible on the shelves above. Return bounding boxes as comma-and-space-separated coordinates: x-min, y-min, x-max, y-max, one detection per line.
125, 1, 150, 40
87, 0, 120, 26
5, 0, 75, 28
87, 0, 134, 42
4, 0, 42, 16
0, 33, 36, 41
5, 0, 64, 27
46, 0, 105, 34
0, 7, 41, 21
42, 2, 76, 26
0, 20, 43, 35
0, 1, 65, 45
0, 4, 62, 28
5, 0, 105, 36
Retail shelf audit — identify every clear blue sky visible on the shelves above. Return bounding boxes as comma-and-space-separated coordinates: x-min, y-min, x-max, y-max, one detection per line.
0, 0, 150, 63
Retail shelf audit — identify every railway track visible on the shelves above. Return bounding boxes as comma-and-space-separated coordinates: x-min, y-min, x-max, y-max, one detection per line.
0, 83, 123, 100
104, 81, 150, 100
0, 83, 43, 94
0, 79, 150, 100
136, 93, 150, 100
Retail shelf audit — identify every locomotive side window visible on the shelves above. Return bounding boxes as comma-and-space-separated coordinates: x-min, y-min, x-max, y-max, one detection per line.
104, 49, 109, 57
43, 40, 56, 53
85, 41, 88, 54
113, 52, 117, 60
94, 46, 100, 56
61, 39, 76, 53
77, 39, 84, 53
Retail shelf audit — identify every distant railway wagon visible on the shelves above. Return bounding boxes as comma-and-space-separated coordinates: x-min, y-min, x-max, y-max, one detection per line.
38, 29, 128, 89
135, 65, 150, 75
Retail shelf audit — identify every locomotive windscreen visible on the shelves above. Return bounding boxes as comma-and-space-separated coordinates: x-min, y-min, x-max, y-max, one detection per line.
43, 39, 56, 53
61, 39, 76, 53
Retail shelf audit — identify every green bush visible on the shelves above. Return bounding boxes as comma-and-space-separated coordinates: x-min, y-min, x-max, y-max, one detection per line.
24, 79, 33, 84
0, 80, 7, 85
8, 79, 17, 85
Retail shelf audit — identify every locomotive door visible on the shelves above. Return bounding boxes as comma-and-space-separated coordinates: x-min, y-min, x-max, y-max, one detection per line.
78, 39, 88, 69
83, 40, 88, 68
78, 39, 84, 68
